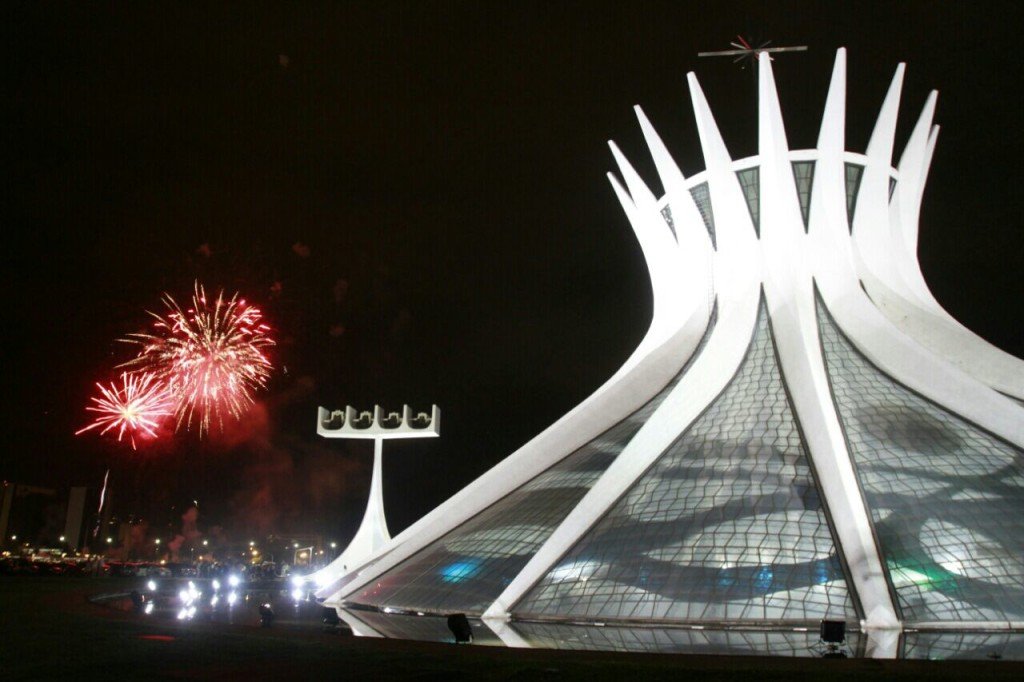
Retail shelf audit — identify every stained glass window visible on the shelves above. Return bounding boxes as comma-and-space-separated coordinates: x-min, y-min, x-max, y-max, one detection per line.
512, 621, 862, 656
688, 182, 717, 249
659, 204, 676, 240
792, 161, 815, 230
515, 301, 856, 623
902, 631, 1024, 661
844, 163, 864, 231
344, 310, 718, 615
818, 297, 1024, 623
736, 167, 760, 236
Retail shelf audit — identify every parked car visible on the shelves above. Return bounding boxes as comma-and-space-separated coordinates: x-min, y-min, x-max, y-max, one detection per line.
106, 561, 136, 577
31, 560, 66, 576
60, 560, 92, 576
0, 557, 37, 576
136, 562, 171, 577
164, 562, 198, 578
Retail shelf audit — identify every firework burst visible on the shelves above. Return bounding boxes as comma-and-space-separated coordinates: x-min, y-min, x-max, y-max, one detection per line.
75, 372, 175, 450
122, 282, 275, 435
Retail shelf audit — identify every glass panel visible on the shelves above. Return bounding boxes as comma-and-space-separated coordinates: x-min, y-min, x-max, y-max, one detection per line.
902, 632, 1024, 661
515, 301, 856, 623
817, 299, 1024, 623
791, 161, 815, 230
660, 205, 677, 240
688, 183, 717, 249
345, 309, 718, 615
341, 609, 504, 645
844, 163, 864, 232
512, 621, 861, 656
736, 167, 760, 236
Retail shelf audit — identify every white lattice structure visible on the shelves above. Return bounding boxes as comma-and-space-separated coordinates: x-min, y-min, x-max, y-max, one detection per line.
315, 50, 1024, 658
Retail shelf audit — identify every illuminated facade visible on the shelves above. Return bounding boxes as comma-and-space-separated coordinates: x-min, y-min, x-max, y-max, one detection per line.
315, 50, 1024, 657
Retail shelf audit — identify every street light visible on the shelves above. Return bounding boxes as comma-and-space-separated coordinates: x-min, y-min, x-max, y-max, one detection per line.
106, 537, 113, 544
202, 540, 209, 547
155, 538, 161, 545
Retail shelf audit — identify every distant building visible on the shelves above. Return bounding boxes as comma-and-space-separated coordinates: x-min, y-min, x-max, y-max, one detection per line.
1, 481, 89, 552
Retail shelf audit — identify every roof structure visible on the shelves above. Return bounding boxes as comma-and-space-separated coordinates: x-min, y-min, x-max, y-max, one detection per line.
312, 49, 1024, 658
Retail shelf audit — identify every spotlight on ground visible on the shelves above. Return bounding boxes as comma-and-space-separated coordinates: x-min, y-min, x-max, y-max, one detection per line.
447, 613, 473, 644
129, 590, 145, 613
322, 607, 341, 632
259, 603, 275, 627
820, 620, 846, 658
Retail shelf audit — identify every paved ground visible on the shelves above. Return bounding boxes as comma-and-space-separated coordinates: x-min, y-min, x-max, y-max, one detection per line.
2, 577, 1022, 681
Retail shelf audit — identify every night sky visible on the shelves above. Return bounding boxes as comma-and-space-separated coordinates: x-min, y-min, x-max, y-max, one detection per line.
5, 2, 1023, 545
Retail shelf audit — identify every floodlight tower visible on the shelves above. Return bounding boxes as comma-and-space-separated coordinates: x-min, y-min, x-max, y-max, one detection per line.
314, 404, 440, 580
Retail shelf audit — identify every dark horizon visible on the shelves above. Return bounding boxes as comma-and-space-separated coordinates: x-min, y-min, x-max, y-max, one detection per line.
5, 2, 1023, 548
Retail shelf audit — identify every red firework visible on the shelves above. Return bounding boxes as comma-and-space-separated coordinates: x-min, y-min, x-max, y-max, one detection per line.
121, 282, 275, 435
75, 372, 174, 450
